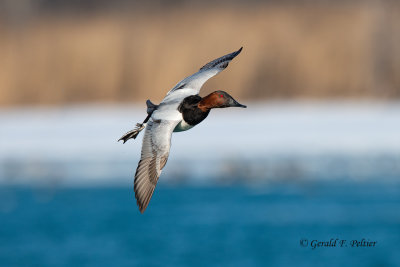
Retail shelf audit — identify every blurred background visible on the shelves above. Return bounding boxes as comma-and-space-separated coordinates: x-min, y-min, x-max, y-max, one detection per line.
1, 0, 400, 266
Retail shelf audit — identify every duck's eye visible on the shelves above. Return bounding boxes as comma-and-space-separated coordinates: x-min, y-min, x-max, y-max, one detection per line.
219, 94, 224, 98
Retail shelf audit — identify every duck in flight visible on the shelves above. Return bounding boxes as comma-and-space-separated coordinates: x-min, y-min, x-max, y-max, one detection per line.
119, 47, 246, 213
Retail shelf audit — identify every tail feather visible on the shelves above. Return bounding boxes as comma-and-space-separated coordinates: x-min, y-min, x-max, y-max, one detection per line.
146, 100, 158, 114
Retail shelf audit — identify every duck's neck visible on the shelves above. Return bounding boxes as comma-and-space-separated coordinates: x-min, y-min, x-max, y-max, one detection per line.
178, 95, 211, 127
198, 93, 218, 112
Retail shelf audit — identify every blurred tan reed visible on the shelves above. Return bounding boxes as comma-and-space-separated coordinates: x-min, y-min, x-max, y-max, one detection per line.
0, 2, 399, 106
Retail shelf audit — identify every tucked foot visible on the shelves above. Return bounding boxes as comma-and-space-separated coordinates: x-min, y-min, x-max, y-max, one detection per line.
118, 123, 146, 144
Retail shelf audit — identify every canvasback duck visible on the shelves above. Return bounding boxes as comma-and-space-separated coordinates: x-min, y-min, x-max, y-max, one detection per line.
119, 47, 246, 213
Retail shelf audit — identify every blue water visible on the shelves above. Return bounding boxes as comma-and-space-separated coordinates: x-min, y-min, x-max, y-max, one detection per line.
1, 181, 400, 267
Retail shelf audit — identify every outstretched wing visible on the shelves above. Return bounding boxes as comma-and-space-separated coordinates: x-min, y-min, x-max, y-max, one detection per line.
166, 47, 243, 96
134, 119, 179, 213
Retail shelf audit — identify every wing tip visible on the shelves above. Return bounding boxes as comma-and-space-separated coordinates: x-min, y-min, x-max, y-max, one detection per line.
231, 46, 243, 57
134, 172, 156, 214
135, 192, 149, 213
138, 201, 146, 213
199, 46, 244, 71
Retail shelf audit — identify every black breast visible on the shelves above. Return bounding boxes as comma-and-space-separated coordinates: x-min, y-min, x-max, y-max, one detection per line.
178, 95, 210, 126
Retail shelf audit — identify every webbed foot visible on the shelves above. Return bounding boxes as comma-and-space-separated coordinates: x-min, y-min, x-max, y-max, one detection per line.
118, 123, 146, 144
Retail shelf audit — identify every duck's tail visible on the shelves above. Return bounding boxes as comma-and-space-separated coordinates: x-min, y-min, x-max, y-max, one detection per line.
118, 99, 158, 144
146, 99, 158, 114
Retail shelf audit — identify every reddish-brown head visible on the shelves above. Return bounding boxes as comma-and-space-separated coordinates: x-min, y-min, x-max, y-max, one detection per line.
198, 91, 246, 111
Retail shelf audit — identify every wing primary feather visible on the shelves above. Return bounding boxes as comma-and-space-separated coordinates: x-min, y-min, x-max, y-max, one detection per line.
199, 47, 243, 71
167, 47, 243, 94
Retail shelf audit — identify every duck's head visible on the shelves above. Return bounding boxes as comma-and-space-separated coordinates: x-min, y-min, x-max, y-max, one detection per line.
199, 90, 246, 111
